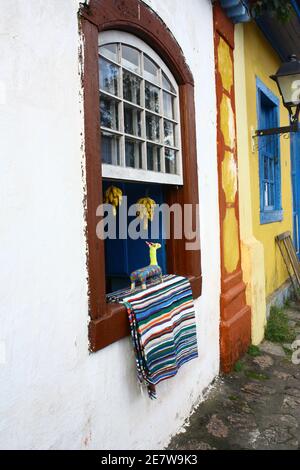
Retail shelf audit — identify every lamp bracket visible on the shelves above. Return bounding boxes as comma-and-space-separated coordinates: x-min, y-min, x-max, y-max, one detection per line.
254, 123, 298, 138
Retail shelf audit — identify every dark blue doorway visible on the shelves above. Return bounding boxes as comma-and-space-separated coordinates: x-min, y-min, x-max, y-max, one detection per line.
103, 180, 167, 292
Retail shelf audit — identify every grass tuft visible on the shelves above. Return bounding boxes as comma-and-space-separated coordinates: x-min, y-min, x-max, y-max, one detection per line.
234, 360, 244, 372
265, 306, 296, 344
244, 370, 269, 381
228, 395, 239, 401
282, 345, 293, 358
247, 345, 261, 357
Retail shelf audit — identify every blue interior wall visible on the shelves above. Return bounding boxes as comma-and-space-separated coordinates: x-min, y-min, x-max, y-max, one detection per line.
103, 180, 167, 292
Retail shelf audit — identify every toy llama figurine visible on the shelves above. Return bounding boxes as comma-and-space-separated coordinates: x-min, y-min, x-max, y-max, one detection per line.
130, 242, 163, 290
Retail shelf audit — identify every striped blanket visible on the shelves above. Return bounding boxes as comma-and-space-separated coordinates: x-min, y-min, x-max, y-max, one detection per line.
107, 275, 198, 399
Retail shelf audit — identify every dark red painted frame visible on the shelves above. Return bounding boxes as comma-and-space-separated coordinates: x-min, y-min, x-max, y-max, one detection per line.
79, 0, 202, 352
213, 3, 251, 371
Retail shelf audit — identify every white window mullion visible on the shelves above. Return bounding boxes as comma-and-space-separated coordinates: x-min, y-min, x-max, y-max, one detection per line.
140, 52, 147, 170
158, 68, 165, 173
118, 43, 126, 168
120, 133, 125, 168
174, 94, 182, 177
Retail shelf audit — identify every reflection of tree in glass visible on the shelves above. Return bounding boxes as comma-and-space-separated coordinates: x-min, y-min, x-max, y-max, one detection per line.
137, 119, 141, 136
124, 107, 141, 136
123, 72, 140, 104
125, 141, 135, 167
165, 149, 176, 174
100, 100, 112, 128
164, 121, 174, 146
103, 62, 118, 94
145, 85, 159, 112
100, 97, 118, 129
124, 108, 133, 134
147, 115, 159, 141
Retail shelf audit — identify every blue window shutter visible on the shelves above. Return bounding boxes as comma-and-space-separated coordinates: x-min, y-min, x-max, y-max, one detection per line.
256, 77, 283, 224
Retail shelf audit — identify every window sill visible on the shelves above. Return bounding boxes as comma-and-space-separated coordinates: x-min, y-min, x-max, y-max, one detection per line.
89, 274, 202, 352
260, 209, 283, 225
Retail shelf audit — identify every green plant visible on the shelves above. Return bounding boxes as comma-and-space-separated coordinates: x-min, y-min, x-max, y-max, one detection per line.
282, 345, 293, 358
247, 345, 261, 357
228, 395, 239, 401
251, 0, 293, 23
245, 370, 269, 381
234, 360, 245, 372
265, 306, 296, 343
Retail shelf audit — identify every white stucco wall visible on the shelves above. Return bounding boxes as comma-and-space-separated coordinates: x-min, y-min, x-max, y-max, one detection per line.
0, 0, 220, 450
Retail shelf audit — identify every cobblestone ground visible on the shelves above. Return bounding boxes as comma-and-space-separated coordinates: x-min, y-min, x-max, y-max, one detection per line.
168, 301, 300, 450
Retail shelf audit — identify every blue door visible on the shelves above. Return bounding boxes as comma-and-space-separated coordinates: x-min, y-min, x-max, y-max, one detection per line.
291, 129, 300, 257
103, 180, 167, 292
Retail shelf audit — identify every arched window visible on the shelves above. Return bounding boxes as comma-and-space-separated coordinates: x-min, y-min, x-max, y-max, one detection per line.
99, 31, 182, 185
99, 32, 185, 294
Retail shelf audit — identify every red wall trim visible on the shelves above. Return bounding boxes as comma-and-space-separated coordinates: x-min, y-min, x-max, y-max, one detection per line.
213, 3, 251, 371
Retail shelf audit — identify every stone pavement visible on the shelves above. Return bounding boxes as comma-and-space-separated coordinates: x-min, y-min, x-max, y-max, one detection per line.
168, 301, 300, 450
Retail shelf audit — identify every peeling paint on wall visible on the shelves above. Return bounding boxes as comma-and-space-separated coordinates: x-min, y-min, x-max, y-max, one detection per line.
217, 37, 233, 92
223, 208, 240, 273
222, 151, 237, 203
220, 94, 236, 150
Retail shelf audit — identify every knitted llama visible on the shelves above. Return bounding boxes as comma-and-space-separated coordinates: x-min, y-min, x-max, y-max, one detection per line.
130, 242, 162, 290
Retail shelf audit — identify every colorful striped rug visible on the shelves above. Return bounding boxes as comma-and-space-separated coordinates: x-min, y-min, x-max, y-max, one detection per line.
107, 275, 198, 399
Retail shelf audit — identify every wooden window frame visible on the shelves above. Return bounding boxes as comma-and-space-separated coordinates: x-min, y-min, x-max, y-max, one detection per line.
80, 0, 202, 352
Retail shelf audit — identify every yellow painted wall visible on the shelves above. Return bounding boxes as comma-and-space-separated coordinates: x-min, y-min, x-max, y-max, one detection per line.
243, 22, 293, 297
217, 36, 241, 275
234, 24, 266, 345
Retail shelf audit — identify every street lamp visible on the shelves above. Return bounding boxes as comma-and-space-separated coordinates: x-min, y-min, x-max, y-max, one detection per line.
255, 55, 300, 137
271, 55, 300, 124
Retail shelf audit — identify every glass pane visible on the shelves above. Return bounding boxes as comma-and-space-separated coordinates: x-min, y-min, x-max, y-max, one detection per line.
145, 82, 160, 113
100, 95, 119, 130
100, 43, 118, 62
125, 138, 143, 169
101, 132, 120, 165
163, 92, 174, 119
147, 143, 161, 172
123, 70, 141, 105
164, 120, 175, 146
264, 182, 269, 207
144, 55, 159, 84
99, 58, 119, 96
146, 113, 160, 142
122, 45, 140, 74
162, 72, 175, 93
124, 103, 142, 137
165, 148, 176, 174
